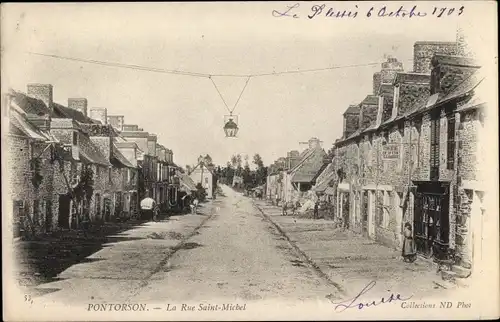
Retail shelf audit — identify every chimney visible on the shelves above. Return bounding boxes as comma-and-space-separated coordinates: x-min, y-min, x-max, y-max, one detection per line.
147, 134, 157, 157
375, 96, 384, 127
413, 41, 459, 74
68, 98, 88, 116
373, 57, 403, 96
27, 84, 53, 111
287, 150, 300, 168
308, 137, 321, 149
123, 124, 139, 131
107, 115, 124, 131
373, 72, 382, 95
89, 108, 107, 125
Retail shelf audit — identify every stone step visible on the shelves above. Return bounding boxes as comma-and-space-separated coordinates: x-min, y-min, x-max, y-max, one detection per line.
452, 265, 472, 278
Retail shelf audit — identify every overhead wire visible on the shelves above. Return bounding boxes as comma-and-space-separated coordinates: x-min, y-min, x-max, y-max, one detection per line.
27, 51, 414, 116
27, 51, 412, 79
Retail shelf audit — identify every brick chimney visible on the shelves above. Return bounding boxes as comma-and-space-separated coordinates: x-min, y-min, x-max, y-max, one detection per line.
286, 150, 300, 169
308, 137, 321, 149
107, 115, 124, 131
89, 108, 107, 125
373, 57, 404, 95
68, 98, 88, 116
27, 84, 53, 111
147, 134, 157, 157
413, 41, 459, 74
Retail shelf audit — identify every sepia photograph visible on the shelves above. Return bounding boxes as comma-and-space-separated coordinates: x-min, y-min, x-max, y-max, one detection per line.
1, 2, 498, 321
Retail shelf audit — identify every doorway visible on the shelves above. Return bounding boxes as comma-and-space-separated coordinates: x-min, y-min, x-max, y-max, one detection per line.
45, 200, 52, 232
58, 194, 71, 229
413, 182, 450, 259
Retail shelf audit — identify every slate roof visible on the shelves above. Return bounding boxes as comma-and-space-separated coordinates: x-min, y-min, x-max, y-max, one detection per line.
179, 174, 197, 192
11, 90, 101, 124
343, 104, 360, 115
9, 111, 50, 141
111, 144, 135, 168
52, 103, 101, 124
188, 161, 214, 176
361, 94, 379, 105
11, 90, 51, 116
437, 67, 485, 105
290, 146, 327, 183
312, 163, 335, 192
432, 54, 480, 68
78, 134, 111, 167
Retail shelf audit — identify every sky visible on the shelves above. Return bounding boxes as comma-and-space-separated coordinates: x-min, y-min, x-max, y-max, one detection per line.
2, 2, 495, 168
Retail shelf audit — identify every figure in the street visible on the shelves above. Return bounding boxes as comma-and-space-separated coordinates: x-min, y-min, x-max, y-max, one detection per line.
402, 222, 417, 263
313, 199, 319, 219
294, 200, 301, 216
190, 197, 199, 215
282, 201, 288, 216
140, 192, 156, 221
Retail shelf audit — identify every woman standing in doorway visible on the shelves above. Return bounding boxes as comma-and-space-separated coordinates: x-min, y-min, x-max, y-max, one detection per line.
402, 222, 417, 263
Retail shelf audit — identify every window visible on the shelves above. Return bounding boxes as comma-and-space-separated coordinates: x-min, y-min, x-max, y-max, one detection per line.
383, 191, 391, 228
72, 131, 78, 145
205, 177, 209, 184
430, 111, 440, 180
33, 199, 40, 225
366, 137, 373, 167
447, 114, 455, 169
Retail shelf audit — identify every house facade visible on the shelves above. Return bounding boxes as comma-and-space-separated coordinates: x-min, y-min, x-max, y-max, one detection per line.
188, 162, 214, 199
4, 82, 180, 239
331, 39, 486, 280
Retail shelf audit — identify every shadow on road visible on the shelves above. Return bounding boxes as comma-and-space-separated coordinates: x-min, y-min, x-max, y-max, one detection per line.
15, 219, 154, 287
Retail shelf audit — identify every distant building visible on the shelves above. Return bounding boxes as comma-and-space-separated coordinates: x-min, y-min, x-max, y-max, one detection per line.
189, 161, 215, 199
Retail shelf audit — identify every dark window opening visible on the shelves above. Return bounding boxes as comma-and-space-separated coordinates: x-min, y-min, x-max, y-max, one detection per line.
72, 132, 78, 145
447, 114, 455, 169
430, 111, 440, 180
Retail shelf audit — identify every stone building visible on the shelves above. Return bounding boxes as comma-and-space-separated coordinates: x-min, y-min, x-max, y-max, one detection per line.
5, 92, 59, 237
332, 39, 486, 281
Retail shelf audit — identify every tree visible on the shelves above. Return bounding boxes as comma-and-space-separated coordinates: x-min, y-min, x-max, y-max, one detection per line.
204, 154, 213, 166
253, 154, 267, 186
253, 154, 264, 168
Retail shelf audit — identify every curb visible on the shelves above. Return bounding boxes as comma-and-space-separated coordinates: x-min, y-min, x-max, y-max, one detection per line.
253, 201, 346, 298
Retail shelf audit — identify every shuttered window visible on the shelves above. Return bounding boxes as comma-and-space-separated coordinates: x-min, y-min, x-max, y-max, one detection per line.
447, 114, 455, 169
430, 112, 440, 180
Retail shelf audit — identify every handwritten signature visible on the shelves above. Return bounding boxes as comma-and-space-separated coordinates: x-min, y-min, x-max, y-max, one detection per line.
328, 280, 413, 312
272, 3, 464, 19
272, 3, 300, 18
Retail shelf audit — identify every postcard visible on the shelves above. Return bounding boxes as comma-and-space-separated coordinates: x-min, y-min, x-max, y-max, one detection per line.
1, 1, 498, 321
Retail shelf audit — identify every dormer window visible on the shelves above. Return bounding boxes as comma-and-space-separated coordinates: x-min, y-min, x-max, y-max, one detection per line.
72, 131, 78, 145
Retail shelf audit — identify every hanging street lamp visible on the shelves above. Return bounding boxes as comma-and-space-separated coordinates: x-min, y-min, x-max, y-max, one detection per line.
210, 76, 250, 138
223, 114, 239, 137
